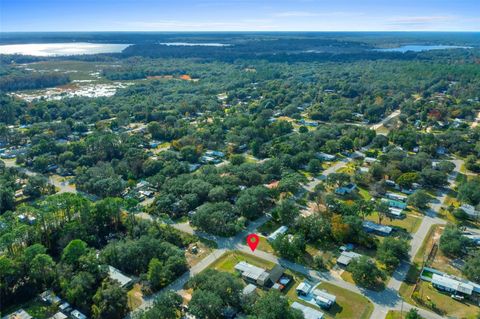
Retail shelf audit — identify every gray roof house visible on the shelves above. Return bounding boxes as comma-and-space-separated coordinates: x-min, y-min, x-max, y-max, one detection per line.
296, 282, 312, 296
267, 226, 288, 242
362, 221, 393, 236
337, 251, 362, 267
291, 302, 324, 319
313, 289, 337, 309
108, 265, 133, 288
432, 274, 474, 295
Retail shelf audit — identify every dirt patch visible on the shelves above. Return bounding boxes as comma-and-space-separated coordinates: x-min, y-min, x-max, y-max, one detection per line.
185, 242, 213, 267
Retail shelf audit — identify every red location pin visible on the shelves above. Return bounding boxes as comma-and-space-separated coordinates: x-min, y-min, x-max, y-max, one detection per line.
246, 234, 259, 252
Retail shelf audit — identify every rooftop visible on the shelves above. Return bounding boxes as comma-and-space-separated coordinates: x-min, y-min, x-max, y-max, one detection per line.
291, 302, 324, 319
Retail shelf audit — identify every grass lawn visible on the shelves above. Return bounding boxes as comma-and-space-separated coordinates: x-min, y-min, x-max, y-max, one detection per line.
257, 220, 282, 235
283, 271, 373, 319
127, 283, 144, 310
357, 187, 372, 201
208, 251, 275, 273
412, 281, 480, 318
366, 211, 422, 234
385, 310, 408, 319
317, 282, 374, 319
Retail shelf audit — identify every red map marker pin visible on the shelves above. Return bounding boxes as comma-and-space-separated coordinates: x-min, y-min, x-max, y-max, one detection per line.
246, 234, 259, 251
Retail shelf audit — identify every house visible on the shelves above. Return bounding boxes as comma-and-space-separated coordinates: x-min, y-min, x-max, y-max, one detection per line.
108, 266, 133, 288
235, 262, 270, 286
296, 282, 312, 296
460, 204, 480, 219
362, 221, 392, 236
242, 283, 257, 295
70, 310, 87, 319
335, 183, 356, 195
313, 289, 336, 309
2, 309, 33, 319
421, 267, 480, 296
234, 262, 285, 288
432, 274, 474, 295
205, 150, 225, 158
385, 192, 407, 202
290, 302, 324, 319
40, 290, 61, 304
388, 207, 405, 219
364, 157, 378, 165
49, 313, 68, 319
337, 251, 362, 267
267, 226, 288, 242
381, 198, 407, 209
316, 152, 336, 161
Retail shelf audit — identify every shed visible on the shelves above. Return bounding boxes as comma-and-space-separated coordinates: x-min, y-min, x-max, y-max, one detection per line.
296, 282, 312, 296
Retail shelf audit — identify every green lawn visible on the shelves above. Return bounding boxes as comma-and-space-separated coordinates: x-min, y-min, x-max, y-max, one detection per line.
316, 283, 374, 319
208, 251, 275, 273
366, 211, 422, 234
411, 281, 480, 318
385, 310, 406, 319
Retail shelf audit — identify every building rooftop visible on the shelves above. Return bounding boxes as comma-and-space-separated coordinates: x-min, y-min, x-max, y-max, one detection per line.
108, 266, 133, 288
291, 302, 324, 319
432, 274, 474, 295
362, 221, 393, 235
235, 261, 268, 281
268, 226, 288, 242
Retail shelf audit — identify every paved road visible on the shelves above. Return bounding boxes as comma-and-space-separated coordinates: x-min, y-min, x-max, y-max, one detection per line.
387, 159, 459, 295
370, 109, 401, 131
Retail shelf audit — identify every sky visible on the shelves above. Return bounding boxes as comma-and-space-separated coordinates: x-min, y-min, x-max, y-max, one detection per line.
1, 0, 479, 32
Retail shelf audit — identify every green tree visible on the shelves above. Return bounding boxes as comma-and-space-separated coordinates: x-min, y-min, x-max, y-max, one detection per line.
464, 251, 480, 282
134, 291, 182, 319
407, 190, 431, 210
29, 254, 55, 288
252, 290, 303, 319
439, 226, 472, 258
405, 308, 424, 319
377, 238, 409, 270
348, 256, 385, 288
62, 239, 88, 267
147, 258, 173, 291
92, 279, 128, 319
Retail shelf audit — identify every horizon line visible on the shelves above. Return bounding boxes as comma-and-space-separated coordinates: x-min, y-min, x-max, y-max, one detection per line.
1, 30, 480, 33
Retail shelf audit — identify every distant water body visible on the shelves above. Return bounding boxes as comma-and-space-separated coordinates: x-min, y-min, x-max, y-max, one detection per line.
159, 42, 230, 47
0, 43, 130, 56
376, 45, 471, 53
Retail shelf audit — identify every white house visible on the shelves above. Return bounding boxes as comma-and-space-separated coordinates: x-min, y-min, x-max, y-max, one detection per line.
291, 302, 324, 319
268, 226, 288, 242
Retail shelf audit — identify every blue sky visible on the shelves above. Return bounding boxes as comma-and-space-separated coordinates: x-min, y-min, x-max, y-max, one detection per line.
1, 0, 479, 32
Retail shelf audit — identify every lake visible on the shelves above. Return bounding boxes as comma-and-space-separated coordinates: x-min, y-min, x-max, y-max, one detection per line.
376, 45, 471, 53
0, 43, 130, 56
159, 42, 230, 47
